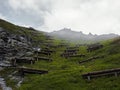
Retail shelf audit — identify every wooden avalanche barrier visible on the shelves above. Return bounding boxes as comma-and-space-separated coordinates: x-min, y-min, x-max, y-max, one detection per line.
41, 49, 55, 53
34, 51, 51, 56
79, 55, 104, 64
68, 54, 86, 58
82, 68, 120, 80
18, 67, 48, 76
87, 43, 103, 52
10, 57, 35, 66
34, 56, 52, 61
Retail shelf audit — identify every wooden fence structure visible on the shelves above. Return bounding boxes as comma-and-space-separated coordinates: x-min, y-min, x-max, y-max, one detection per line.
82, 68, 120, 80
18, 67, 48, 76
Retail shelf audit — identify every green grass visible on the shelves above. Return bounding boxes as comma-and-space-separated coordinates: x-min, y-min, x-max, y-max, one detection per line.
0, 19, 120, 90
17, 39, 120, 90
2, 38, 120, 90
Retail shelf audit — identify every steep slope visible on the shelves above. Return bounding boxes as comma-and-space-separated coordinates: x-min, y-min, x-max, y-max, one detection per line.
0, 19, 54, 90
0, 19, 120, 90
17, 37, 120, 90
0, 19, 46, 46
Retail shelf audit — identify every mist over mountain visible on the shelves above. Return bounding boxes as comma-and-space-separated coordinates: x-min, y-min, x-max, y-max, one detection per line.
49, 28, 119, 43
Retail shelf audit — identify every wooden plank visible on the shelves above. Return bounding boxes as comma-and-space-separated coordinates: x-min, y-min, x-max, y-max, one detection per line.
68, 54, 86, 58
41, 49, 55, 53
18, 68, 48, 76
82, 68, 120, 80
34, 57, 52, 61
87, 43, 103, 52
34, 51, 51, 56
66, 46, 79, 49
64, 49, 79, 53
61, 52, 77, 58
10, 57, 35, 65
79, 55, 104, 64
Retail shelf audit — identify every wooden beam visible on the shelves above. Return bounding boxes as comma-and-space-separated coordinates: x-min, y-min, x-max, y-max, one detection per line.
82, 68, 120, 80
18, 68, 48, 76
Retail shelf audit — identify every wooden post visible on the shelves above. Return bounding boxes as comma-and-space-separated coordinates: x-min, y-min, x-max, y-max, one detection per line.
21, 69, 24, 77
87, 76, 91, 81
37, 52, 38, 61
114, 72, 118, 77
31, 61, 34, 65
13, 59, 16, 66
37, 57, 38, 61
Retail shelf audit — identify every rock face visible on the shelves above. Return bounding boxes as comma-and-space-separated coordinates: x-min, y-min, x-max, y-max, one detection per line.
0, 27, 34, 66
0, 77, 12, 90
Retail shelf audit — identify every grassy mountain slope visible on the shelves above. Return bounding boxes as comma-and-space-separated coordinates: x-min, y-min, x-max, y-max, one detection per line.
18, 38, 120, 90
0, 19, 47, 47
0, 19, 120, 90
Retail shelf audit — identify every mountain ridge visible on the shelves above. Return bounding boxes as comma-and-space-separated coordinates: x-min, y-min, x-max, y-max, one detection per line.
49, 28, 119, 43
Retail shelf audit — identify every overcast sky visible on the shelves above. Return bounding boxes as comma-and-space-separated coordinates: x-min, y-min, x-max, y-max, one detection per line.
0, 0, 120, 34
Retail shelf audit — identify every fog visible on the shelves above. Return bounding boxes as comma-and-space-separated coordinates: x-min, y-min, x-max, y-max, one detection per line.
49, 28, 119, 43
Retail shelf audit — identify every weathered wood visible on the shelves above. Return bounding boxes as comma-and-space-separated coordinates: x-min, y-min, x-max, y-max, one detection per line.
66, 46, 79, 50
34, 51, 51, 56
58, 44, 69, 47
42, 43, 57, 48
18, 68, 48, 76
82, 68, 120, 80
68, 54, 86, 58
11, 57, 35, 65
34, 57, 52, 61
79, 55, 104, 64
61, 48, 80, 58
64, 49, 79, 53
61, 52, 77, 58
87, 43, 103, 52
0, 65, 15, 68
41, 49, 55, 53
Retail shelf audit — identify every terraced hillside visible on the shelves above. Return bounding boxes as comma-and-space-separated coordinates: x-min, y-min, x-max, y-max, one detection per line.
0, 19, 120, 90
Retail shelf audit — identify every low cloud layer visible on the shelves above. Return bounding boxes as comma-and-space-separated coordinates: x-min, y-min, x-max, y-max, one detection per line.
0, 0, 120, 34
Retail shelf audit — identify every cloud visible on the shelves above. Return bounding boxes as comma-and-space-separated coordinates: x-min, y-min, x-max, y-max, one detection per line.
7, 0, 52, 27
0, 0, 120, 34
8, 0, 52, 14
0, 0, 52, 28
40, 0, 120, 34
0, 13, 6, 20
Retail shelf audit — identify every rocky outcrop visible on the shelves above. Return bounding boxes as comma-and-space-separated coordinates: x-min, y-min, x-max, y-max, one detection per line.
0, 27, 35, 66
